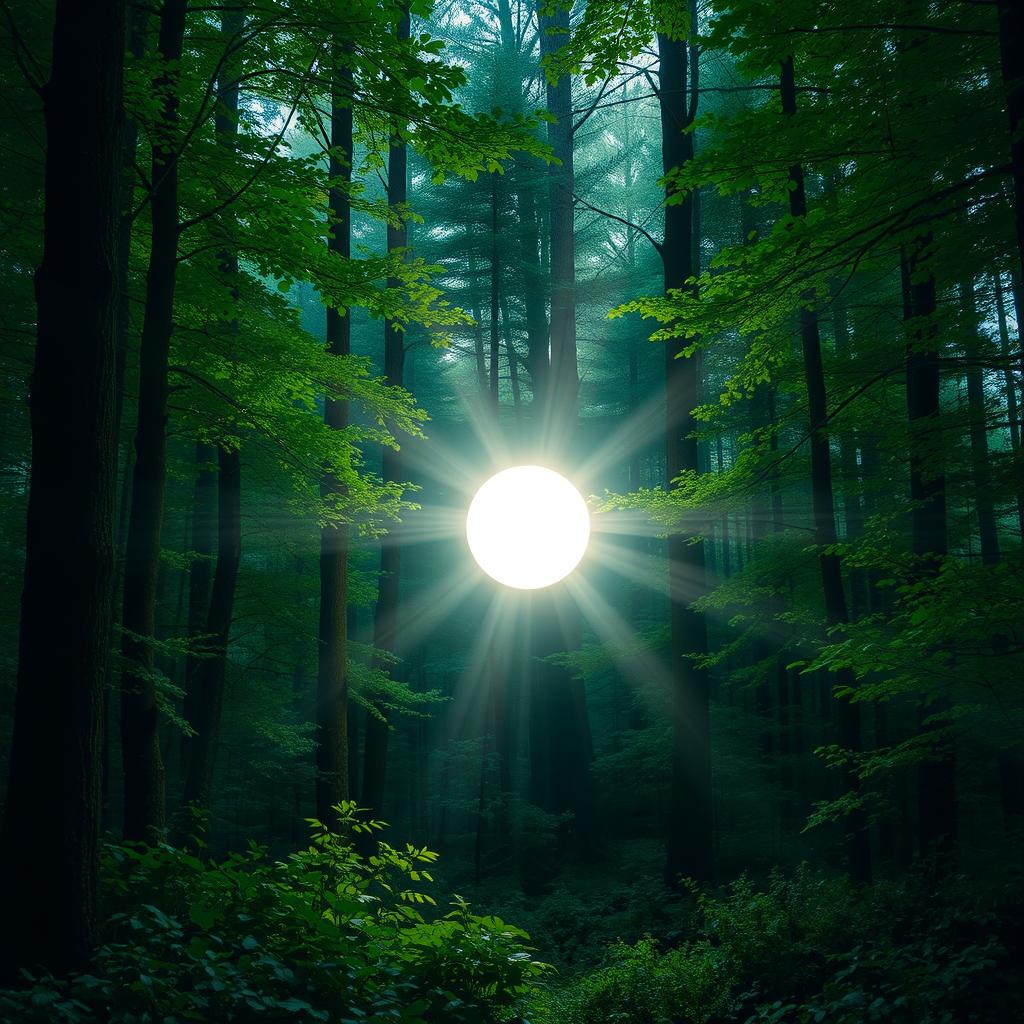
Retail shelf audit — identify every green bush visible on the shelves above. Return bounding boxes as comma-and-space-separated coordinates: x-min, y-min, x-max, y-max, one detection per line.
534, 866, 1023, 1024
0, 803, 547, 1023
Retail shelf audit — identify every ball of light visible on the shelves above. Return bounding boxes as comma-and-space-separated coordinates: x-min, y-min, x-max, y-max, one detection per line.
466, 465, 590, 590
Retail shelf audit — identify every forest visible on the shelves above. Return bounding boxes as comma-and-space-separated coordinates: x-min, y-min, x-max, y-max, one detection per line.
1, 0, 1023, 1020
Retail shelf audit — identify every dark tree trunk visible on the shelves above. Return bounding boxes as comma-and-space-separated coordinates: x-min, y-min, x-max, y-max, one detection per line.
120, 0, 188, 843
181, 447, 241, 815
993, 274, 1024, 536
102, 0, 148, 831
998, 0, 1024, 288
628, 343, 640, 487
525, 2, 594, 855
962, 282, 1000, 565
512, 160, 549, 403
490, 175, 500, 408
660, 23, 713, 886
537, 0, 578, 437
317, 42, 354, 822
745, 197, 786, 820
362, 7, 411, 822
716, 435, 730, 578
113, 3, 147, 443
466, 242, 489, 393
180, 9, 244, 822
496, 0, 547, 403
781, 56, 870, 883
902, 248, 956, 854
833, 291, 869, 615
180, 443, 217, 771
0, 0, 124, 979
503, 294, 522, 415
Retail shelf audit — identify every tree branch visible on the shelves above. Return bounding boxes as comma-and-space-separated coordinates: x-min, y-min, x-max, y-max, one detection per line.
573, 191, 664, 254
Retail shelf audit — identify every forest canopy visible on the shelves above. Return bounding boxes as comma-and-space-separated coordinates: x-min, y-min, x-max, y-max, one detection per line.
0, 0, 1022, 1021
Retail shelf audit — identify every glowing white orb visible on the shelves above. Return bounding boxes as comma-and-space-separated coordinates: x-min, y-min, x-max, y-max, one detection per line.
466, 465, 590, 590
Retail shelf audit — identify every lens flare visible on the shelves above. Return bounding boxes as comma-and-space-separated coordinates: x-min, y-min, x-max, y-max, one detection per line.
466, 466, 590, 589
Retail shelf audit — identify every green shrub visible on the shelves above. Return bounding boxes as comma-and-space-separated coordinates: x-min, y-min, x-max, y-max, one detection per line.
537, 935, 733, 1024
534, 866, 1022, 1024
0, 803, 547, 1023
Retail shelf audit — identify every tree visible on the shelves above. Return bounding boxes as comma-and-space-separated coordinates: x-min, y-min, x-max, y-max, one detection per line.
779, 54, 869, 883
658, 14, 713, 886
0, 0, 125, 977
120, 0, 188, 842
179, 6, 245, 820
316, 38, 355, 823
362, 6, 413, 825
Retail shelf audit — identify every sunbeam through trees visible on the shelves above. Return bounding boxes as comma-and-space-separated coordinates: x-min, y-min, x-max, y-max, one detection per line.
1, 0, 1023, 1020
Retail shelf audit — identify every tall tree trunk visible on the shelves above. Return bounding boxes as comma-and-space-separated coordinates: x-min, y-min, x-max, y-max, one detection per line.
998, 0, 1024, 291
493, 0, 547, 405
993, 273, 1024, 536
120, 0, 188, 843
490, 175, 500, 408
466, 241, 489, 393
513, 159, 549, 403
901, 246, 956, 854
537, 0, 577, 437
179, 7, 244, 824
781, 56, 870, 883
181, 447, 241, 815
180, 443, 217, 774
832, 290, 869, 614
963, 282, 1022, 841
103, 0, 148, 829
113, 3, 147, 444
362, 6, 411, 823
962, 281, 1000, 565
502, 293, 522, 415
527, 1, 594, 854
660, 20, 713, 886
994, 274, 1021, 450
317, 40, 354, 822
0, 0, 124, 978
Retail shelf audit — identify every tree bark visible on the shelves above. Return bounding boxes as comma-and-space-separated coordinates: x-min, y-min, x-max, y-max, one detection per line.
102, 0, 148, 832
503, 293, 522, 415
660, 23, 713, 886
781, 56, 870, 883
962, 281, 1000, 565
466, 240, 489, 393
537, 0, 577, 436
901, 246, 956, 854
997, 0, 1024, 291
180, 443, 217, 772
0, 0, 124, 978
512, 159, 549, 403
993, 273, 1024, 537
181, 447, 241, 815
493, 3, 548, 403
120, 0, 188, 843
525, 2, 594, 855
490, 174, 500, 408
317, 41, 354, 822
180, 7, 244, 824
362, 6, 411, 822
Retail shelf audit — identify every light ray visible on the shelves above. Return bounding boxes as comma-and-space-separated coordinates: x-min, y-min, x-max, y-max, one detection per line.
584, 535, 668, 597
577, 388, 666, 482
378, 506, 464, 547
588, 507, 668, 539
564, 576, 675, 694
388, 568, 484, 655
444, 589, 521, 741
448, 390, 514, 469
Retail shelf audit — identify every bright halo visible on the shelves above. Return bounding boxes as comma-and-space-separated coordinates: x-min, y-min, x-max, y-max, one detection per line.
466, 465, 590, 590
